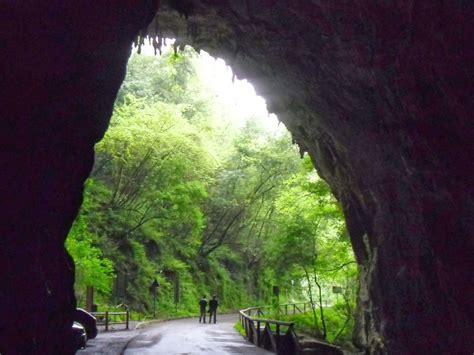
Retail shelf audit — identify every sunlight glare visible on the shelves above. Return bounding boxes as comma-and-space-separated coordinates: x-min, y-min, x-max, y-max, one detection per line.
138, 40, 284, 136
197, 51, 283, 135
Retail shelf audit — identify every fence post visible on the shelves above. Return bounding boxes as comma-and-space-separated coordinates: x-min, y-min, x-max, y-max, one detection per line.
257, 321, 261, 346
276, 324, 280, 350
105, 311, 109, 331
126, 311, 129, 330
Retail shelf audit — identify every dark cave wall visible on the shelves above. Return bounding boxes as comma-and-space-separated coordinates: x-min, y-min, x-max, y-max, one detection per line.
0, 2, 157, 353
155, 1, 473, 353
0, 1, 472, 354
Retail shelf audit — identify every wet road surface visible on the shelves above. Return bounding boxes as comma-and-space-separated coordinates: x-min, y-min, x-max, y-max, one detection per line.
124, 314, 272, 355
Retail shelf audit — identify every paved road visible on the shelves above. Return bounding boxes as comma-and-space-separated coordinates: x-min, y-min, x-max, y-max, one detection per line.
79, 314, 272, 355
77, 326, 140, 355
125, 314, 271, 355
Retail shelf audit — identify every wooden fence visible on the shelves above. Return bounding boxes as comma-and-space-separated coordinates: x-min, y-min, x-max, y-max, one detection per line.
91, 311, 129, 331
239, 302, 311, 355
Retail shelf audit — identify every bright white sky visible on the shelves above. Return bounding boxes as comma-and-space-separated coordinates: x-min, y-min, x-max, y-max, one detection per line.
140, 40, 285, 136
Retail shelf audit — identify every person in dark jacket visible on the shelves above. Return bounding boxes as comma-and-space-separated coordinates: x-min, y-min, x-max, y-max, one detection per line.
199, 295, 207, 323
208, 295, 219, 324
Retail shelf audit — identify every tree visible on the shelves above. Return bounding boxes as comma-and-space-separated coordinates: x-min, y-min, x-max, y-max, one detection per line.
86, 94, 213, 310
199, 121, 299, 258
66, 44, 356, 323
268, 155, 357, 340
65, 185, 115, 305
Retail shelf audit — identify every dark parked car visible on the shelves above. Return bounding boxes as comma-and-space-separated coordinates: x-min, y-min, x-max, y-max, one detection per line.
74, 308, 98, 340
72, 321, 87, 350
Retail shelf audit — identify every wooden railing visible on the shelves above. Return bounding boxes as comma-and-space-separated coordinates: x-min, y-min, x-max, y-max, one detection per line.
239, 302, 311, 354
91, 311, 129, 331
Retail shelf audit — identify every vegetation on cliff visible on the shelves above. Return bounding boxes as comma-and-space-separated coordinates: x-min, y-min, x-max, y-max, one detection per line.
67, 46, 357, 345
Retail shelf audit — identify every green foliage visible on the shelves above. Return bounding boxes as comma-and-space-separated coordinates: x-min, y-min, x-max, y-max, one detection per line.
66, 44, 357, 348
234, 321, 246, 337
66, 188, 115, 305
262, 155, 357, 341
283, 313, 321, 336
280, 302, 355, 348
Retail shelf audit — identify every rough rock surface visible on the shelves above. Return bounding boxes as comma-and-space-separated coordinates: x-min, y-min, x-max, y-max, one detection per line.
0, 2, 156, 354
0, 1, 472, 354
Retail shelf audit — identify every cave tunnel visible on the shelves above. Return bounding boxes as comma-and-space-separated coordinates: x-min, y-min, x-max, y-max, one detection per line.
0, 1, 472, 354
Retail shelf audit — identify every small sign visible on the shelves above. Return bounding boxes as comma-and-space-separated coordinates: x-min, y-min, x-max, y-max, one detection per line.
273, 286, 280, 296
174, 276, 180, 303
332, 286, 342, 294
150, 278, 159, 292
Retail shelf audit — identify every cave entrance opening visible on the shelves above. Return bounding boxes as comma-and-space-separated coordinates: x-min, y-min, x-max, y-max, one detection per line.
67, 41, 357, 347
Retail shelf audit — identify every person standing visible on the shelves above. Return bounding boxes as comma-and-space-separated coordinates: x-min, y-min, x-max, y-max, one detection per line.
199, 295, 207, 323
208, 295, 219, 324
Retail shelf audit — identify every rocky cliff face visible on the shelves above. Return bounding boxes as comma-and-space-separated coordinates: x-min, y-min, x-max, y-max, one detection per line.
0, 1, 472, 353
0, 2, 156, 353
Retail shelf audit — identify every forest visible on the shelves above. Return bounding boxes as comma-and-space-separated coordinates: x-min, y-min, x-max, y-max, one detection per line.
67, 45, 358, 346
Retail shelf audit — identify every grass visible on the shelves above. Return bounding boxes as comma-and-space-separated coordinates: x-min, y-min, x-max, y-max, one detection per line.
234, 321, 246, 337
279, 305, 354, 348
